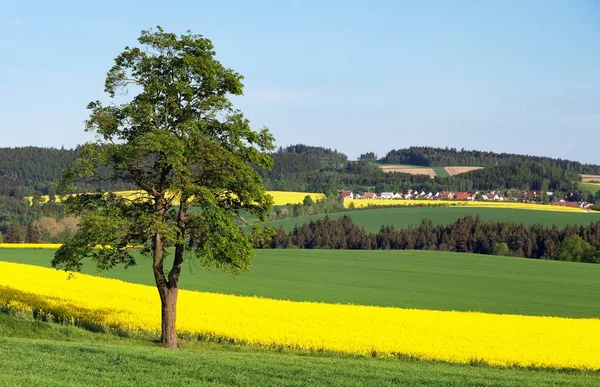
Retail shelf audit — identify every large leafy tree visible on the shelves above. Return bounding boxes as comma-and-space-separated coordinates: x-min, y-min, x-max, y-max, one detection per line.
52, 27, 275, 348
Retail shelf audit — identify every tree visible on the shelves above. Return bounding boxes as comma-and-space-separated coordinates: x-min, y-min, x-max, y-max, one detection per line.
5, 223, 24, 243
358, 152, 377, 162
302, 195, 314, 207
492, 242, 510, 256
556, 234, 596, 263
52, 27, 275, 348
25, 222, 43, 243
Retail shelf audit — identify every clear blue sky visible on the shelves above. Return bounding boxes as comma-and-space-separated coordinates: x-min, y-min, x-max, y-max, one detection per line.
1, 1, 599, 162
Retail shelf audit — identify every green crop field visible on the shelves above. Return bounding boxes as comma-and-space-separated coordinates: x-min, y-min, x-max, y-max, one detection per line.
581, 182, 600, 194
2, 314, 597, 387
254, 206, 600, 233
3, 248, 600, 318
432, 166, 451, 177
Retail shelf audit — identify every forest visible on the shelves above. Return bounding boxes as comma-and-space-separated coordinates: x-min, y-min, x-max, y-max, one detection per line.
2, 145, 597, 196
261, 215, 600, 263
383, 146, 600, 174
259, 145, 590, 194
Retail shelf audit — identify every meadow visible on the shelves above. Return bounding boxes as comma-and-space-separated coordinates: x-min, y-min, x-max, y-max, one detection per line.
2, 248, 600, 318
254, 206, 600, 233
344, 198, 596, 212
581, 182, 600, 194
3, 316, 599, 386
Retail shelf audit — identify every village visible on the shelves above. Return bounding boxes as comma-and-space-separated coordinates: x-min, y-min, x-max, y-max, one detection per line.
340, 189, 597, 210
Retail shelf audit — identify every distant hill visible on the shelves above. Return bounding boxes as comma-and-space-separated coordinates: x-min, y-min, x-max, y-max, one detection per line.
382, 146, 600, 174
1, 144, 599, 197
0, 146, 133, 196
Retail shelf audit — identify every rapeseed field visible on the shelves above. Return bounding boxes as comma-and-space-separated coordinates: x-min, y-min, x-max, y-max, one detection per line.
345, 199, 596, 213
1, 261, 599, 370
26, 190, 324, 207
0, 243, 62, 249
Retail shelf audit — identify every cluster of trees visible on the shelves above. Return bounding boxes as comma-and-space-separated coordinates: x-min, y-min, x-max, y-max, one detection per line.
0, 194, 78, 243
0, 146, 134, 197
1, 216, 78, 243
263, 195, 344, 221
261, 215, 600, 263
260, 145, 594, 194
456, 161, 580, 192
258, 145, 347, 192
383, 146, 600, 174
2, 144, 598, 198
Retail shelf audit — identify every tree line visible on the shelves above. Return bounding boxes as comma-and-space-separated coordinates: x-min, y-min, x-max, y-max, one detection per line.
383, 146, 600, 174
0, 146, 134, 197
2, 144, 598, 198
260, 215, 600, 263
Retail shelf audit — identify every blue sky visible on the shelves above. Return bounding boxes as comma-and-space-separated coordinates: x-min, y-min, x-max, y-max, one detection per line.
1, 1, 599, 162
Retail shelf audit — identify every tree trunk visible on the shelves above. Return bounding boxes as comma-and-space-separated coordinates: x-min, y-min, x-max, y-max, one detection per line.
160, 286, 178, 348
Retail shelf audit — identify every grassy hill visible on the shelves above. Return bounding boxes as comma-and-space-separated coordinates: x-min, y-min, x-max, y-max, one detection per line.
3, 248, 600, 318
2, 314, 597, 386
252, 206, 600, 233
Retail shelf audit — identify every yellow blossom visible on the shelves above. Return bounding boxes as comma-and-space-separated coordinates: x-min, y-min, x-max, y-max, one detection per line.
1, 261, 599, 369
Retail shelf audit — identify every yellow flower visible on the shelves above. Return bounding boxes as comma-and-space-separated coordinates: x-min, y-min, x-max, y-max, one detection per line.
344, 199, 596, 213
1, 261, 599, 369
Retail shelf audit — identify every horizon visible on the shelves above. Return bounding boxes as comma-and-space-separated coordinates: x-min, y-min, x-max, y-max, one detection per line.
4, 143, 600, 166
2, 1, 599, 163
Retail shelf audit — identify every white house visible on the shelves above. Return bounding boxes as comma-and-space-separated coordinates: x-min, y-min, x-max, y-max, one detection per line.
380, 192, 394, 200
340, 190, 354, 200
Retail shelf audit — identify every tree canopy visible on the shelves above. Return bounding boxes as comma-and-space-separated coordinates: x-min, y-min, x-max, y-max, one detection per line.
52, 26, 275, 347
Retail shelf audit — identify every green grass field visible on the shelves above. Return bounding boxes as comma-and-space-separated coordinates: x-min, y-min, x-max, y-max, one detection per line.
3, 313, 598, 387
255, 206, 600, 233
432, 166, 451, 177
3, 248, 600, 318
581, 182, 600, 194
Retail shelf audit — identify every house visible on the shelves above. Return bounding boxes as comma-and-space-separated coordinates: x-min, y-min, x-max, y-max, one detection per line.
392, 192, 403, 199
455, 193, 470, 201
487, 193, 500, 201
525, 190, 538, 198
362, 192, 376, 199
404, 193, 413, 199
439, 191, 454, 200
426, 192, 433, 199
380, 192, 394, 200
340, 190, 354, 200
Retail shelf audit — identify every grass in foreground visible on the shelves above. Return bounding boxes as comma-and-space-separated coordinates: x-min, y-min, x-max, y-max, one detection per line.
0, 313, 598, 387
2, 249, 600, 318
